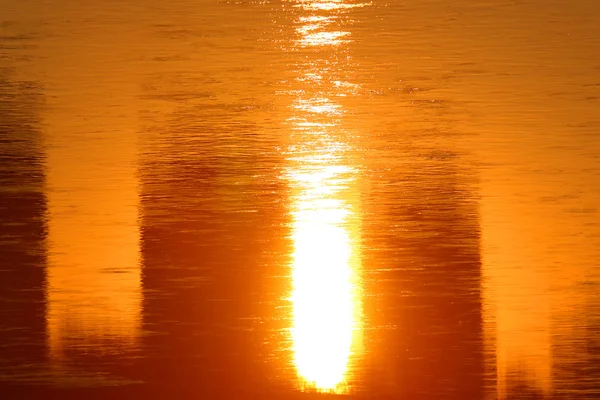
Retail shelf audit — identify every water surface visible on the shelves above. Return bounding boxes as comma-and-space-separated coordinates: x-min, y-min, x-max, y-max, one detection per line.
1, 0, 599, 398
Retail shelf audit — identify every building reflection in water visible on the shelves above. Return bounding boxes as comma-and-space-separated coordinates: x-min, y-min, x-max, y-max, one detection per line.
283, 0, 366, 393
136, 13, 289, 394
0, 65, 47, 379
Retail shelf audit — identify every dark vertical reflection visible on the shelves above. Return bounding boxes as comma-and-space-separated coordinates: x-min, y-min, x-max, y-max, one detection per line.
138, 77, 287, 396
361, 150, 483, 399
0, 66, 47, 382
550, 289, 600, 399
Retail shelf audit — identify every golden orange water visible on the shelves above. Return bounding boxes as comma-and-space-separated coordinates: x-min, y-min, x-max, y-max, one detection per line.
2, 0, 600, 395
480, 161, 600, 399
42, 41, 143, 363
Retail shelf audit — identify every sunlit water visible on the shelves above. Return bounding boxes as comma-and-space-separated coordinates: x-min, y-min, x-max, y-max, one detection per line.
1, 0, 599, 399
286, 2, 364, 392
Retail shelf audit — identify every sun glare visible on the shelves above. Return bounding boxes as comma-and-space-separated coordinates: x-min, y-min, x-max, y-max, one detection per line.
287, 131, 361, 392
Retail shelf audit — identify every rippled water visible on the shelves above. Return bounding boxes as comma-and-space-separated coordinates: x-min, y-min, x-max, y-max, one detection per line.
1, 0, 599, 399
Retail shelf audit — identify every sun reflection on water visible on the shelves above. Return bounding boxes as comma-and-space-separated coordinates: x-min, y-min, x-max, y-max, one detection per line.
288, 136, 361, 393
284, 0, 366, 392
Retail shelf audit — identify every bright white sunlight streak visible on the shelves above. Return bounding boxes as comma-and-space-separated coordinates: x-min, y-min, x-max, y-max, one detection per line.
289, 159, 360, 393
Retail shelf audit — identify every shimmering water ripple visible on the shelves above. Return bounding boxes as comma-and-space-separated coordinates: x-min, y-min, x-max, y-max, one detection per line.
1, 0, 599, 399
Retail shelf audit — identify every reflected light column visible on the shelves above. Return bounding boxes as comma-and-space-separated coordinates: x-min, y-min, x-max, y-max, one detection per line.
284, 0, 367, 392
289, 149, 361, 392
